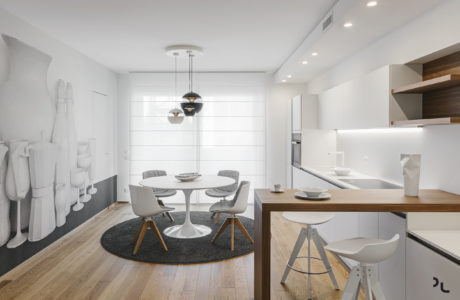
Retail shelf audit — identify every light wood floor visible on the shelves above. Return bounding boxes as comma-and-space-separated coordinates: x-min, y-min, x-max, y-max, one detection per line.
0, 203, 362, 300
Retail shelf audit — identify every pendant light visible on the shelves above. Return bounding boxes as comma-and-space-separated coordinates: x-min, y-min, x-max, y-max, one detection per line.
167, 52, 184, 124
181, 50, 203, 116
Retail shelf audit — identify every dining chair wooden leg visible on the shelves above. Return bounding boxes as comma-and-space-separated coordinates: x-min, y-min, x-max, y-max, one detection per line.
231, 217, 235, 251
210, 212, 216, 219
157, 199, 167, 218
235, 217, 254, 244
149, 220, 168, 251
165, 211, 174, 222
214, 212, 221, 224
133, 221, 148, 255
212, 218, 230, 243
131, 222, 144, 245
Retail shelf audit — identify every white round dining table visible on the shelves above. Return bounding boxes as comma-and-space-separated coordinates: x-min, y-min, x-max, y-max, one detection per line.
139, 175, 235, 239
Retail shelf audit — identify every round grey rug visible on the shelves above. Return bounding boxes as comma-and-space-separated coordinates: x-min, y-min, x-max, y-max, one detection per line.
101, 211, 254, 264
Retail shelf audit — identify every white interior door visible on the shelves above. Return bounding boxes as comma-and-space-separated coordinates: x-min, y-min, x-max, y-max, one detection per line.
92, 91, 114, 182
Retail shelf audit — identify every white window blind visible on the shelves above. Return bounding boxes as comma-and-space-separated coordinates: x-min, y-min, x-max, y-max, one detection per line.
129, 73, 266, 203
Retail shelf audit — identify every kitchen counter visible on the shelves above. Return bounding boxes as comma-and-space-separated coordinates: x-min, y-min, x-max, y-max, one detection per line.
409, 230, 460, 263
299, 164, 401, 189
254, 188, 460, 300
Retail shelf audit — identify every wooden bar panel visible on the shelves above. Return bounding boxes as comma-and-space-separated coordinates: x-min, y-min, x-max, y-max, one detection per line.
423, 85, 460, 118
423, 50, 460, 80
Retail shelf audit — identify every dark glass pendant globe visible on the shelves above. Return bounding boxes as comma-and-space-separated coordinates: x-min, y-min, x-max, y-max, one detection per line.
182, 91, 202, 102
181, 102, 203, 116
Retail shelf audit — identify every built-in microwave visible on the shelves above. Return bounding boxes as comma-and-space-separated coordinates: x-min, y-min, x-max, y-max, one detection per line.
291, 133, 301, 167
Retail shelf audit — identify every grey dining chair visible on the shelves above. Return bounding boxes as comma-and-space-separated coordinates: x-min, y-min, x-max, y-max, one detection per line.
210, 181, 253, 251
129, 185, 174, 253
206, 170, 239, 223
142, 170, 176, 222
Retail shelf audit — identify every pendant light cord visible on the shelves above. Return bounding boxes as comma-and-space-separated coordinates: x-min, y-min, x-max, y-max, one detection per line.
188, 51, 192, 92
174, 53, 178, 103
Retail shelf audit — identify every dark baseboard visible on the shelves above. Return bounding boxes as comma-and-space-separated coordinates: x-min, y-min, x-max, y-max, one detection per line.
0, 175, 117, 277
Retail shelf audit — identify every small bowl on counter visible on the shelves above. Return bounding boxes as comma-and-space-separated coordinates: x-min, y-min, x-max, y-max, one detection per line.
333, 167, 352, 176
302, 187, 328, 198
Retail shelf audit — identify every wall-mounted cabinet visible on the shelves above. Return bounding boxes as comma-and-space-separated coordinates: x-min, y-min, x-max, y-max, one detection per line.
318, 65, 422, 130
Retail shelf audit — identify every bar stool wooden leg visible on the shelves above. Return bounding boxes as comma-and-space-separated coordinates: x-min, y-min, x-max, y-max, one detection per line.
312, 228, 339, 290
281, 227, 307, 283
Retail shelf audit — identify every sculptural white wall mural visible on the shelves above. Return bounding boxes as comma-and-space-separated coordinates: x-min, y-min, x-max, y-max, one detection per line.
0, 142, 9, 247
53, 80, 71, 226
5, 140, 30, 248
0, 34, 99, 248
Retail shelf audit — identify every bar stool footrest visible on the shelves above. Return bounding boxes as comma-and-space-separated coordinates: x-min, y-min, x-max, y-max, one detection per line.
287, 256, 332, 275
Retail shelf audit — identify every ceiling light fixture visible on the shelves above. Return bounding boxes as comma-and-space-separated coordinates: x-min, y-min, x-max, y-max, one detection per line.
344, 22, 353, 28
167, 52, 184, 124
287, 75, 292, 78
367, 1, 378, 7
282, 79, 287, 83
312, 52, 318, 56
302, 61, 308, 65
165, 45, 204, 117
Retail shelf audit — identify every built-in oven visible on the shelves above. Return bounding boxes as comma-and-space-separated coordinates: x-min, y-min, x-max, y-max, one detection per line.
291, 133, 301, 167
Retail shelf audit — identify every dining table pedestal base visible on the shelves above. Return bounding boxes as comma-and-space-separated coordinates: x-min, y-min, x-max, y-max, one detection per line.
164, 222, 212, 239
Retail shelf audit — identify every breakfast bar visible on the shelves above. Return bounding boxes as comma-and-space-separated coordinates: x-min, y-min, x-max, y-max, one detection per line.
254, 189, 460, 300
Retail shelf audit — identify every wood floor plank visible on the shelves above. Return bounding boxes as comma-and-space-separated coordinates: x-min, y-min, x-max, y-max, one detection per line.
0, 204, 363, 300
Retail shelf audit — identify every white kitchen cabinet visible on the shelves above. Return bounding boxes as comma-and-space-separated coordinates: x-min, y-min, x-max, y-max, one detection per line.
378, 213, 407, 300
318, 83, 343, 130
291, 95, 302, 132
318, 65, 422, 130
406, 237, 460, 300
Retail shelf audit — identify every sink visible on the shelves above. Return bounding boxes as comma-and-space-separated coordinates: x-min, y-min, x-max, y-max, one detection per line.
339, 178, 401, 189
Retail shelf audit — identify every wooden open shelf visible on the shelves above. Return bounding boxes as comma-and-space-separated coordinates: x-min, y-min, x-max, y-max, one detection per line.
392, 74, 460, 94
391, 117, 460, 127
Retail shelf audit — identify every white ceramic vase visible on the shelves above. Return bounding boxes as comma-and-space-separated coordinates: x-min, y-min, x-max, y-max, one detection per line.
401, 154, 421, 197
28, 142, 57, 241
0, 142, 10, 247
53, 80, 71, 224
66, 83, 78, 206
0, 34, 55, 143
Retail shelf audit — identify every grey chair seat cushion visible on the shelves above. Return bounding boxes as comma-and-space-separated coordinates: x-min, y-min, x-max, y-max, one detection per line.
205, 188, 233, 198
209, 200, 234, 213
153, 189, 177, 198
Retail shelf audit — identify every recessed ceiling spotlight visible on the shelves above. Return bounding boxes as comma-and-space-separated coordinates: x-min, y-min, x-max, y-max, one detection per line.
287, 75, 292, 78
282, 79, 287, 83
312, 52, 318, 56
302, 60, 308, 65
344, 22, 353, 28
367, 1, 378, 7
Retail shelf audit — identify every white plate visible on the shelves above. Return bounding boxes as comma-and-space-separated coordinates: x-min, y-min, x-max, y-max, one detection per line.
270, 189, 284, 193
295, 191, 331, 200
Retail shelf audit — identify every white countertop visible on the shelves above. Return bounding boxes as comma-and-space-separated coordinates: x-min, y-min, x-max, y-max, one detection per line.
299, 165, 394, 189
409, 230, 460, 262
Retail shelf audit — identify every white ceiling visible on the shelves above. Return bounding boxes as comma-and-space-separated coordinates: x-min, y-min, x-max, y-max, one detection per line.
276, 0, 446, 83
0, 0, 337, 73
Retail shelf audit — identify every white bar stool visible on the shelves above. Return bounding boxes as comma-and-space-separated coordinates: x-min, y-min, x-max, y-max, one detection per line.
325, 234, 400, 300
281, 212, 339, 299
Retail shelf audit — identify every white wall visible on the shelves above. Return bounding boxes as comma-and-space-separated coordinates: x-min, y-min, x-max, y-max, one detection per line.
0, 8, 119, 183
310, 0, 460, 195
